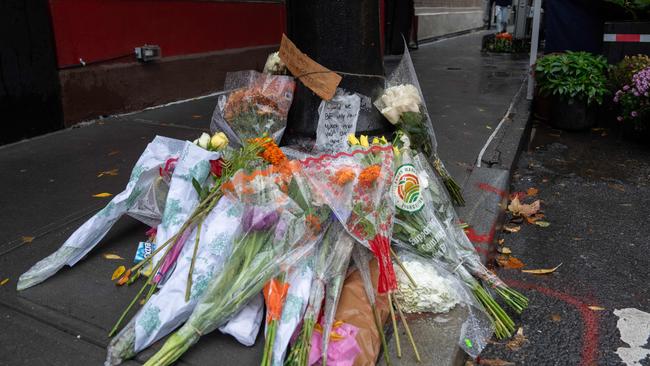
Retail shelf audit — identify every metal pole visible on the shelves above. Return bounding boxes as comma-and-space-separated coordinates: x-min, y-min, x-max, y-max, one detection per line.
284, 0, 390, 140
526, 0, 542, 100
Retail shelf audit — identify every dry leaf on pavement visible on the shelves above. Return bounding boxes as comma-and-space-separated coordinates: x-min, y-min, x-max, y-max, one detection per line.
534, 220, 551, 227
0, 278, 9, 286
522, 263, 562, 275
93, 193, 113, 198
588, 306, 605, 311
21, 236, 34, 244
508, 197, 541, 217
497, 255, 525, 269
504, 224, 521, 233
551, 314, 562, 322
479, 359, 514, 366
103, 253, 124, 260
112, 265, 126, 281
97, 169, 119, 178
527, 187, 539, 196
506, 327, 528, 351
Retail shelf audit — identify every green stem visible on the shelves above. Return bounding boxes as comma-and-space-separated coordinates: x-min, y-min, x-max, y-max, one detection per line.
185, 219, 203, 302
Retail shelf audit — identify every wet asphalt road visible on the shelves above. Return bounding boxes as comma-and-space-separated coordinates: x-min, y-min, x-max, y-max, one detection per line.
477, 121, 650, 366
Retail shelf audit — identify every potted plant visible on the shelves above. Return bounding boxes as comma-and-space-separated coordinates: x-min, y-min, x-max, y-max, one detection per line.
602, 0, 650, 63
613, 66, 650, 139
535, 51, 609, 130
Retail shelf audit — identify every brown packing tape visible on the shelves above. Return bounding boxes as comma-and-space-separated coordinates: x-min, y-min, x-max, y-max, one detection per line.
278, 34, 342, 101
335, 259, 390, 366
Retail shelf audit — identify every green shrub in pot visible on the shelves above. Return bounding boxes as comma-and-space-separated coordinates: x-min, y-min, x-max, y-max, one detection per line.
535, 52, 609, 129
536, 51, 609, 105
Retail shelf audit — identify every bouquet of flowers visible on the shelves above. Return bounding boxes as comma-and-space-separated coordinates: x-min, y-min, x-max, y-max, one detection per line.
614, 66, 650, 129
143, 156, 330, 366
390, 135, 526, 339
17, 136, 187, 290
285, 221, 354, 366
211, 70, 295, 146
376, 47, 464, 205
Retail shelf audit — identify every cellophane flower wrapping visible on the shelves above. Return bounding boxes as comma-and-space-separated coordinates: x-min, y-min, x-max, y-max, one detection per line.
268, 259, 314, 366
393, 250, 493, 358
151, 141, 221, 284
411, 153, 507, 289
142, 162, 329, 366
17, 136, 186, 291
210, 70, 295, 146
105, 195, 241, 365
300, 145, 398, 294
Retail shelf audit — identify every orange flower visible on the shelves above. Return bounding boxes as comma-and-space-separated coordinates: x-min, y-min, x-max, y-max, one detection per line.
306, 214, 322, 234
331, 168, 356, 186
358, 165, 381, 189
250, 137, 287, 166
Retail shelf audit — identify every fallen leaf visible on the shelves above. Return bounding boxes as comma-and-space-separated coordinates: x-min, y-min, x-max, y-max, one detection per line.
588, 306, 605, 311
97, 168, 119, 178
534, 220, 551, 227
608, 183, 625, 192
509, 191, 527, 201
506, 327, 528, 351
498, 247, 512, 255
498, 238, 505, 245
522, 263, 562, 275
191, 114, 203, 119
486, 125, 493, 130
112, 265, 126, 281
103, 253, 124, 260
108, 150, 120, 156
21, 236, 34, 244
508, 197, 541, 217
573, 237, 583, 241
525, 213, 545, 224
503, 224, 521, 233
93, 192, 113, 198
0, 278, 9, 286
497, 255, 525, 269
551, 314, 562, 322
479, 359, 514, 366
526, 187, 539, 196
117, 270, 131, 286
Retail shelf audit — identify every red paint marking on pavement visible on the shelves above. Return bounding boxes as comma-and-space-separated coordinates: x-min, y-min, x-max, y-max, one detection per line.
465, 225, 496, 244
477, 182, 507, 198
506, 279, 600, 366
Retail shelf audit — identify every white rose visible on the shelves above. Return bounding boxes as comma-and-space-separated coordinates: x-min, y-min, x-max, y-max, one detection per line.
263, 52, 286, 75
381, 106, 401, 124
196, 133, 211, 149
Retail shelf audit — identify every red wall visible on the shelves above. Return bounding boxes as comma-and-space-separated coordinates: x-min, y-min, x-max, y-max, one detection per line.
49, 0, 286, 68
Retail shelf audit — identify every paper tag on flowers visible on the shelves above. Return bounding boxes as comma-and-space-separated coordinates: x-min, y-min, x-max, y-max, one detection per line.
315, 92, 360, 153
392, 164, 424, 212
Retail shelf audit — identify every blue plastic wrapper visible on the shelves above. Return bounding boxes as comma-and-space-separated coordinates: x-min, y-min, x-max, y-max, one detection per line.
134, 242, 156, 264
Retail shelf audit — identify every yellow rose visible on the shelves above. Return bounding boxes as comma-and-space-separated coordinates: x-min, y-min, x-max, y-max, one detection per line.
360, 135, 369, 147
210, 132, 229, 150
348, 134, 360, 146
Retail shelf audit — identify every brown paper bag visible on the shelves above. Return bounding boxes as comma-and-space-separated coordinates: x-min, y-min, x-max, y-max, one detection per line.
334, 259, 390, 366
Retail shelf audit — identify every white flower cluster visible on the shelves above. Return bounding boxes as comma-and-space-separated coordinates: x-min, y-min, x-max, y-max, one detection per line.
263, 51, 287, 75
378, 84, 422, 125
395, 257, 459, 314
192, 132, 229, 151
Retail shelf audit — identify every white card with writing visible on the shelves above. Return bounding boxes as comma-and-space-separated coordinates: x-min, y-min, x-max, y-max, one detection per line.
315, 91, 360, 153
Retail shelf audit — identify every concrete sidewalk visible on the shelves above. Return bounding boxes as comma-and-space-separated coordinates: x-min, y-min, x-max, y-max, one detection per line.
0, 30, 530, 366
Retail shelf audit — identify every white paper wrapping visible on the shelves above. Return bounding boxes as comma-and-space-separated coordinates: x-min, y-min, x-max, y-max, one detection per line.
219, 293, 264, 346
18, 136, 186, 290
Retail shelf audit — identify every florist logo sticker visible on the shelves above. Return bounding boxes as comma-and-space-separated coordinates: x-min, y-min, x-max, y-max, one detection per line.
392, 164, 424, 212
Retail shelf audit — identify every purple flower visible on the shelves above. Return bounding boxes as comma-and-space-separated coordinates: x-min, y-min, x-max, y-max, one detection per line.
631, 111, 638, 118
613, 96, 619, 103
242, 206, 280, 232
617, 116, 624, 122
623, 85, 630, 91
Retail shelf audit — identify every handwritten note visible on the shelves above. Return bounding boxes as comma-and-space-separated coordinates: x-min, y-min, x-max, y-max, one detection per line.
315, 92, 360, 153
279, 34, 342, 101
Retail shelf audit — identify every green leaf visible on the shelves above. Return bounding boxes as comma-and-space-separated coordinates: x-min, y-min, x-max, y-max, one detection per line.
191, 178, 204, 199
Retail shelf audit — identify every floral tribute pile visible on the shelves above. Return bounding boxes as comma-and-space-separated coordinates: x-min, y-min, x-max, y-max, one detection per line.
17, 45, 528, 366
